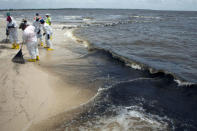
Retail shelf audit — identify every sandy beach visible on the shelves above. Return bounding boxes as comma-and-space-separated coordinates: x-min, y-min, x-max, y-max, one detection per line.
0, 18, 97, 131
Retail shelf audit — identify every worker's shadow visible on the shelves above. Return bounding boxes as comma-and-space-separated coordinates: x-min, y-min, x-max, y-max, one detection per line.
0, 39, 10, 44
0, 45, 12, 49
0, 39, 12, 49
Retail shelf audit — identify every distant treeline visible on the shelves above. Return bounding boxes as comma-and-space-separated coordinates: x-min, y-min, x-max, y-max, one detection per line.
0, 8, 195, 12
0, 8, 79, 11
0, 8, 142, 11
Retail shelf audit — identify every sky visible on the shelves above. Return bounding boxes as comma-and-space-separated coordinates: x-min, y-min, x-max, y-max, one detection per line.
0, 0, 197, 11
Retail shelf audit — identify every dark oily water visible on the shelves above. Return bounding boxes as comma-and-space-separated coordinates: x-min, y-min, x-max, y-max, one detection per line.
57, 50, 197, 131
74, 10, 197, 83
61, 10, 197, 130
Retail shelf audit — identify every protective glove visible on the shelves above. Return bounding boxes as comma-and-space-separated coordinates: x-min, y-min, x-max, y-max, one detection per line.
6, 29, 9, 36
47, 34, 50, 40
8, 25, 15, 28
43, 33, 46, 36
37, 29, 40, 34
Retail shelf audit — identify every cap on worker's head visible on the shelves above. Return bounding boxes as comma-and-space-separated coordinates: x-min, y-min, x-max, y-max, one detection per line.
45, 14, 50, 16
6, 12, 10, 16
40, 19, 45, 24
36, 13, 39, 16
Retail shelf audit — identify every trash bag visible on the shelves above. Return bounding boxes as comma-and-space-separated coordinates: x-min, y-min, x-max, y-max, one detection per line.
12, 49, 25, 64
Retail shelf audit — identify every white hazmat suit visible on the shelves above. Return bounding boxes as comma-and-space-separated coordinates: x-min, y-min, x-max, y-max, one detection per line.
42, 23, 53, 49
22, 25, 39, 60
7, 17, 18, 44
33, 20, 43, 45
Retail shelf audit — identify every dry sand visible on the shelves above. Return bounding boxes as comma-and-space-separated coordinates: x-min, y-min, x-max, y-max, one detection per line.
0, 18, 96, 131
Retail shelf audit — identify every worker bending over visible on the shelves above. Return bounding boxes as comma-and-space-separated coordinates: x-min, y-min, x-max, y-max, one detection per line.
19, 21, 40, 62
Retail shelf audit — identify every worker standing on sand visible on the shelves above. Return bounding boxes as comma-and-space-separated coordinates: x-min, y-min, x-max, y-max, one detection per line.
45, 14, 51, 25
40, 19, 53, 51
7, 15, 19, 49
33, 13, 44, 46
19, 21, 40, 62
34, 13, 42, 21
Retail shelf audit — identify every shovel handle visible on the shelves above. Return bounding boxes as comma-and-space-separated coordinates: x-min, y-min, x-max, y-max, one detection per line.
21, 42, 24, 49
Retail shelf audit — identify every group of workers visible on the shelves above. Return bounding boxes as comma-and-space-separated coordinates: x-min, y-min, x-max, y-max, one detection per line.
6, 12, 53, 62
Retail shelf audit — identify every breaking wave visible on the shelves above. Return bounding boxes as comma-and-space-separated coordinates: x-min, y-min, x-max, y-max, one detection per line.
70, 29, 196, 87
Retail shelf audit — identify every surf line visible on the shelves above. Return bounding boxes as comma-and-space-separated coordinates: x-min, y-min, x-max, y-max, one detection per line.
71, 29, 196, 87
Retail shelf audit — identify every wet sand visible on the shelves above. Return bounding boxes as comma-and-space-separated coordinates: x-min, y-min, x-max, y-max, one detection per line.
0, 19, 97, 131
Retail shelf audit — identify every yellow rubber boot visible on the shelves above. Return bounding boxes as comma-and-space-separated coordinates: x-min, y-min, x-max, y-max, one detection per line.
36, 56, 40, 61
47, 48, 54, 51
40, 42, 44, 46
15, 44, 20, 49
11, 43, 16, 49
27, 59, 36, 62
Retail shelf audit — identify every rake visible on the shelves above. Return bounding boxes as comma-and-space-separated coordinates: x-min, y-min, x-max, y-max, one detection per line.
12, 43, 25, 64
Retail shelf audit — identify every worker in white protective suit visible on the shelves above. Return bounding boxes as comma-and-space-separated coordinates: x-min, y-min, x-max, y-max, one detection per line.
19, 22, 39, 62
7, 16, 19, 49
34, 13, 42, 21
33, 15, 44, 46
40, 19, 54, 51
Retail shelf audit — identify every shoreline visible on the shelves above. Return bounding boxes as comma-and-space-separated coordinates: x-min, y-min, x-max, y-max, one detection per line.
72, 28, 197, 86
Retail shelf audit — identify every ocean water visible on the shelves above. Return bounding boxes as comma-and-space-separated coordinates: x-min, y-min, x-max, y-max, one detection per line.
1, 9, 197, 130
74, 10, 197, 84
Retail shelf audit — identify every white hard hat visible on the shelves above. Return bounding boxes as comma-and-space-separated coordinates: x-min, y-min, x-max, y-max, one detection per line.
45, 14, 50, 16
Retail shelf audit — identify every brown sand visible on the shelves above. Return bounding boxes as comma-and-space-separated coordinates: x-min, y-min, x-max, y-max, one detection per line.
0, 18, 96, 131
